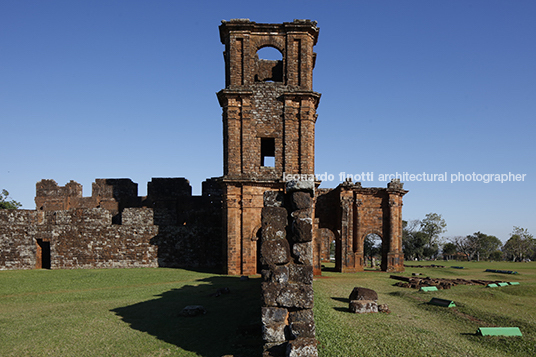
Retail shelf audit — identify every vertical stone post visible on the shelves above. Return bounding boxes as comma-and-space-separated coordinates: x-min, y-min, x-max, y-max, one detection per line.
260, 180, 318, 357
386, 179, 406, 272
353, 198, 364, 270
339, 191, 357, 273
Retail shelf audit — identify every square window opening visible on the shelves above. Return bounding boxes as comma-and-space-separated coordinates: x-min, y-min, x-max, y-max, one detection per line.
261, 138, 275, 167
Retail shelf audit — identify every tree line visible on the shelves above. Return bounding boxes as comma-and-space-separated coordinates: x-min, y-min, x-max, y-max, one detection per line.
403, 213, 535, 262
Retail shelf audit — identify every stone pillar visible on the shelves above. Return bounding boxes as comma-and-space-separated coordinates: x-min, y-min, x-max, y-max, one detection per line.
260, 181, 318, 357
223, 185, 242, 275
339, 194, 356, 273
385, 179, 406, 272
353, 198, 364, 271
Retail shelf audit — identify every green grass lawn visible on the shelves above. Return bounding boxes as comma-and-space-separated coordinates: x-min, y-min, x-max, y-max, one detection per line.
1, 261, 535, 356
315, 260, 536, 357
0, 268, 263, 357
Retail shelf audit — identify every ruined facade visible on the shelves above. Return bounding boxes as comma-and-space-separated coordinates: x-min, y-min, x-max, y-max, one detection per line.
315, 180, 407, 273
0, 178, 222, 270
217, 19, 406, 275
0, 19, 406, 275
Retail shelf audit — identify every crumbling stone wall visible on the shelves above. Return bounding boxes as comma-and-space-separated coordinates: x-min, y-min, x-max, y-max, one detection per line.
0, 177, 222, 270
0, 208, 157, 269
41, 207, 158, 269
260, 182, 317, 357
0, 210, 40, 269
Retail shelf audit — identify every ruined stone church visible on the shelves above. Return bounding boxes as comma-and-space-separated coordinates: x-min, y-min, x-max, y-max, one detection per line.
0, 20, 406, 274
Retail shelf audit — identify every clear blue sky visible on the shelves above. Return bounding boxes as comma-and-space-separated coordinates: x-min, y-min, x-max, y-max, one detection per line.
1, 1, 535, 242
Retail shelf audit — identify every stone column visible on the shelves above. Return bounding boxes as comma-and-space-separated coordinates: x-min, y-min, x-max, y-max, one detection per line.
260, 181, 318, 357
386, 195, 404, 272
353, 198, 364, 271
339, 194, 355, 273
223, 185, 242, 275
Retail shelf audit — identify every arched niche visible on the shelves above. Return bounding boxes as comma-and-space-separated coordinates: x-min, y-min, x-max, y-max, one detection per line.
254, 45, 283, 82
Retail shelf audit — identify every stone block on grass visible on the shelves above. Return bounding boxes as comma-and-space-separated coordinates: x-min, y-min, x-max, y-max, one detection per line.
179, 305, 206, 317
349, 287, 378, 302
349, 300, 378, 313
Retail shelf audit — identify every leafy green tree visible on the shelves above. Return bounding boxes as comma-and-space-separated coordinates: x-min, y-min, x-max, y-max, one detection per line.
363, 234, 375, 257
0, 189, 22, 209
364, 234, 381, 258
420, 213, 447, 247
502, 227, 535, 262
403, 219, 424, 260
451, 232, 501, 261
477, 233, 502, 260
489, 250, 503, 261
423, 243, 440, 260
442, 242, 457, 260
451, 235, 476, 261
403, 214, 447, 260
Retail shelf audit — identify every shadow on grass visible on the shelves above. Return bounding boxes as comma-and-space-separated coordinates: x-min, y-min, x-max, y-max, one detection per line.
331, 297, 349, 304
112, 275, 262, 357
333, 307, 349, 313
321, 266, 338, 272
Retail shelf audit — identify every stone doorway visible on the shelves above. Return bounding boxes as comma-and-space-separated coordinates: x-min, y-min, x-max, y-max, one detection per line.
36, 239, 51, 269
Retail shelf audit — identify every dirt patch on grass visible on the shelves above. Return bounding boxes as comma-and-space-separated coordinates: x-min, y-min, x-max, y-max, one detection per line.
450, 308, 491, 326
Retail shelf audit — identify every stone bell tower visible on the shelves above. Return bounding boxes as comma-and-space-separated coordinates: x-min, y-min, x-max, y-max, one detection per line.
217, 19, 321, 275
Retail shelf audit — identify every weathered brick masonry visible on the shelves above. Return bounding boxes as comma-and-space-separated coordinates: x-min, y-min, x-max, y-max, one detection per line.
1, 178, 222, 270
218, 19, 406, 276
315, 179, 407, 273
218, 19, 321, 276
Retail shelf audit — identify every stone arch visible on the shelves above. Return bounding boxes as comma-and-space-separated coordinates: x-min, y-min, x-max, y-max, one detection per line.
361, 230, 383, 245
254, 44, 284, 82
254, 37, 285, 55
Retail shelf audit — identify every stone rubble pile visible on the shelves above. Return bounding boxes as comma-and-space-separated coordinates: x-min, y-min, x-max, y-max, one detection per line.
390, 275, 507, 289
